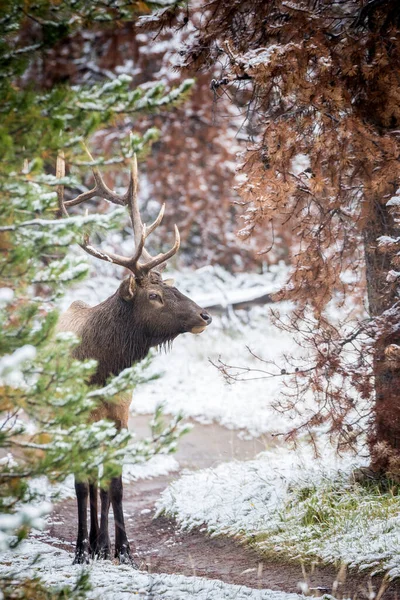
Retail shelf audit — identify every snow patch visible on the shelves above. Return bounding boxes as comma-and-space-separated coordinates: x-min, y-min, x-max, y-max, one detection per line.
0, 287, 14, 306
290, 154, 310, 176
123, 454, 179, 482
130, 304, 299, 438
156, 443, 364, 536
387, 194, 400, 207
0, 504, 51, 552
0, 344, 36, 387
0, 540, 304, 600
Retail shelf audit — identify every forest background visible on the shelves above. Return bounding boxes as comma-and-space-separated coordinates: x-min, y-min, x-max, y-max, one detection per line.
2, 0, 400, 598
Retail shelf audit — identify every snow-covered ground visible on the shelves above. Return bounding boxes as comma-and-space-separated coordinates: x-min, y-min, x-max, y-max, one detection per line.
0, 540, 304, 600
131, 303, 299, 438
157, 443, 400, 579
123, 454, 179, 482
156, 442, 365, 537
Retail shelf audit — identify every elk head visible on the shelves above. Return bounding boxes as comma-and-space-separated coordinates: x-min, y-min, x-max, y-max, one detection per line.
118, 272, 211, 347
57, 148, 212, 346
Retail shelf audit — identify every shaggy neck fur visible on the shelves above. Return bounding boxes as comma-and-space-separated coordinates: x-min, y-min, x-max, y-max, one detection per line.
74, 292, 174, 386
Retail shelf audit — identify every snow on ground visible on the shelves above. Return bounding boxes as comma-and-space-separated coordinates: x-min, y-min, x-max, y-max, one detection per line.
156, 443, 400, 579
130, 301, 299, 438
0, 540, 304, 600
156, 442, 365, 536
123, 454, 179, 482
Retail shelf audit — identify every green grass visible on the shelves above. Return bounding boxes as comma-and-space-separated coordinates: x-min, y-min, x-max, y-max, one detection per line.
251, 473, 400, 578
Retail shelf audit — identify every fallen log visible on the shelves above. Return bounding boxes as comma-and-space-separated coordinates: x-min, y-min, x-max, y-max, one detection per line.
194, 286, 274, 314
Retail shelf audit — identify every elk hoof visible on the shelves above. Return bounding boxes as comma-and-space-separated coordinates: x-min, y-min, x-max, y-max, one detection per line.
116, 544, 138, 568
73, 543, 91, 565
95, 547, 111, 560
93, 532, 112, 560
94, 542, 111, 561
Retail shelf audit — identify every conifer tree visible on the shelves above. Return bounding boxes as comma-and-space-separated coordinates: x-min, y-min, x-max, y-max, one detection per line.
155, 0, 400, 474
0, 1, 190, 596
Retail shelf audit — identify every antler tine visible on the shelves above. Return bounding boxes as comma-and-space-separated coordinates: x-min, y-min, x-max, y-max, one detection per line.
125, 154, 180, 273
126, 155, 140, 232
147, 203, 165, 236
127, 225, 147, 274
60, 143, 125, 209
64, 188, 99, 208
126, 154, 148, 257
57, 151, 142, 275
81, 142, 125, 206
125, 155, 166, 264
57, 148, 181, 279
56, 152, 68, 218
139, 224, 181, 274
80, 236, 128, 266
80, 228, 145, 277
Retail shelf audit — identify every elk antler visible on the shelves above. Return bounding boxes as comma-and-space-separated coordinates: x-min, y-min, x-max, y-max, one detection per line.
56, 146, 180, 278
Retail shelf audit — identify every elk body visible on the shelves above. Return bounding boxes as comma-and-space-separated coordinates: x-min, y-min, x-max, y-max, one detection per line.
56, 151, 211, 565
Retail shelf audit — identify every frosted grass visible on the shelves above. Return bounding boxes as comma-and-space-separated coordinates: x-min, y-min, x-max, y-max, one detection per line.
157, 444, 400, 579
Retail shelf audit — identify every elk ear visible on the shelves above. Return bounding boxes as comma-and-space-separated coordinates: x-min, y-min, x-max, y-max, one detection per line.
119, 276, 137, 302
163, 278, 175, 287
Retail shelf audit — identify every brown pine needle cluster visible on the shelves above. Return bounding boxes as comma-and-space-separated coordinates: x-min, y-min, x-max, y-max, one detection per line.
150, 0, 400, 472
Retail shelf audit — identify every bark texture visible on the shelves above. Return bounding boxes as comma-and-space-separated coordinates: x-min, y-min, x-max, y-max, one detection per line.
365, 200, 400, 474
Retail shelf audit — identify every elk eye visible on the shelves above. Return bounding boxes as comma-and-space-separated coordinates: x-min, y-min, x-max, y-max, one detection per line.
149, 293, 161, 301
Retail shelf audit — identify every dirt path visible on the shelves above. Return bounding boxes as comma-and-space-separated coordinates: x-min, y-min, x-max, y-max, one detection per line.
37, 417, 400, 599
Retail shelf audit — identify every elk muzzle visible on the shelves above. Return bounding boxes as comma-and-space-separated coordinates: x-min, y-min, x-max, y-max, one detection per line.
191, 311, 212, 334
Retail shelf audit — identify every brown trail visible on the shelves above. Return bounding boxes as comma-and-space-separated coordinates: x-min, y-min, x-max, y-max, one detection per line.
37, 417, 400, 599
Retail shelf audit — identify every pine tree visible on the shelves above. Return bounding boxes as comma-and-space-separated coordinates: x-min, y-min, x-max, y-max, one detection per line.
0, 1, 191, 596
154, 0, 400, 473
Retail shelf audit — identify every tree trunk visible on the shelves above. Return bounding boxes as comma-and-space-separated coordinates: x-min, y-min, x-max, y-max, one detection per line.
364, 197, 400, 476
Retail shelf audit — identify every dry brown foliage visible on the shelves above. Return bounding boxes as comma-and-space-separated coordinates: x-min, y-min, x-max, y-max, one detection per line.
158, 0, 400, 469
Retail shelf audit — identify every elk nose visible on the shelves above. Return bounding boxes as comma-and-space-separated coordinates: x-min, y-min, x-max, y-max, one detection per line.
200, 311, 212, 325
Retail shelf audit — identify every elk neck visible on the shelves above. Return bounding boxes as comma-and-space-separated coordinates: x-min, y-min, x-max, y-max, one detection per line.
73, 291, 152, 386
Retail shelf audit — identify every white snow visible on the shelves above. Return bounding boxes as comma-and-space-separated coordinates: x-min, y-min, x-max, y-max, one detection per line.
386, 270, 400, 282
241, 46, 280, 67
290, 154, 310, 176
386, 195, 400, 207
238, 45, 300, 70
0, 287, 14, 306
123, 454, 179, 482
0, 504, 51, 552
156, 442, 365, 536
130, 306, 300, 437
0, 344, 36, 387
0, 540, 304, 600
377, 235, 400, 247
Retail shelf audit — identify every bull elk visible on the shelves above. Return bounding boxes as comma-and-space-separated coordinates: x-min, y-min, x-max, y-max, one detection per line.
56, 149, 212, 565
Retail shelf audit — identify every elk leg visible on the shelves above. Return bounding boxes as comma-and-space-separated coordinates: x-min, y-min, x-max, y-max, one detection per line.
73, 479, 91, 564
110, 475, 137, 566
89, 481, 99, 555
95, 486, 111, 559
